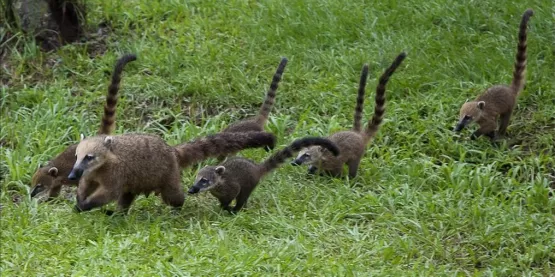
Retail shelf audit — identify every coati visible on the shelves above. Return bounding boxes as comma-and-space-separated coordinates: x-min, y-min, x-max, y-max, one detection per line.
188, 137, 340, 213
292, 52, 407, 178
223, 57, 288, 133
30, 54, 137, 199
216, 57, 288, 160
68, 131, 276, 214
454, 9, 534, 140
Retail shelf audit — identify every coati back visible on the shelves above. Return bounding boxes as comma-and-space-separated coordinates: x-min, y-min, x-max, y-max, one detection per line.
292, 52, 407, 178
223, 57, 288, 133
30, 54, 137, 199
69, 131, 276, 214
188, 137, 340, 213
454, 9, 533, 140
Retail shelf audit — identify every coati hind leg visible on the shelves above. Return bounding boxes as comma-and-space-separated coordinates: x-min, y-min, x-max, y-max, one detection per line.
117, 192, 137, 214
497, 111, 513, 137
160, 182, 185, 208
232, 188, 254, 213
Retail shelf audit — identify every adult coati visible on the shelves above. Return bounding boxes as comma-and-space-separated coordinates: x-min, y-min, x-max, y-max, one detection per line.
292, 52, 407, 178
188, 137, 339, 213
216, 57, 288, 160
30, 54, 137, 199
454, 9, 534, 140
68, 131, 276, 214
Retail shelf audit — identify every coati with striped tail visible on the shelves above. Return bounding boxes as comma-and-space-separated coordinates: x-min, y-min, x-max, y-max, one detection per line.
30, 54, 137, 199
188, 137, 339, 213
217, 57, 288, 160
454, 9, 534, 140
69, 131, 276, 214
292, 52, 407, 178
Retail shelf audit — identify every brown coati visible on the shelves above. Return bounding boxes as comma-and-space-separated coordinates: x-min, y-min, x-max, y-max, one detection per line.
216, 57, 288, 160
68, 131, 276, 214
454, 9, 534, 140
188, 137, 340, 213
30, 54, 137, 199
292, 52, 407, 178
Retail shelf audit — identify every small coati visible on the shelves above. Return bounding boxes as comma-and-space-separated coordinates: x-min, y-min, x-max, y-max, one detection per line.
292, 52, 407, 178
30, 54, 137, 199
454, 9, 534, 140
217, 57, 288, 160
188, 137, 340, 213
223, 57, 288, 133
68, 131, 276, 214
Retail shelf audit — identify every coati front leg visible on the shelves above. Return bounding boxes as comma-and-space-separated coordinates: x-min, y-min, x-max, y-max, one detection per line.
497, 111, 513, 137
75, 186, 112, 212
347, 158, 361, 178
471, 118, 497, 140
117, 192, 137, 214
232, 188, 254, 213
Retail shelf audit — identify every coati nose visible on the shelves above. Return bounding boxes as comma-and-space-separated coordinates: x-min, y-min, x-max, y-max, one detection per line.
30, 185, 44, 198
68, 168, 83, 180
291, 159, 301, 166
188, 187, 200, 194
454, 123, 464, 132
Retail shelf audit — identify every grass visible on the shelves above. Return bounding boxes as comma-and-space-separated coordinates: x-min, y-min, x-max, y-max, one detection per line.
1, 0, 554, 275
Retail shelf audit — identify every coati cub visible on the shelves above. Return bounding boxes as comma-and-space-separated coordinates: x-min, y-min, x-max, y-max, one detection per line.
30, 54, 137, 199
223, 57, 288, 133
292, 52, 407, 178
454, 9, 534, 140
68, 131, 276, 214
216, 57, 288, 160
188, 137, 340, 213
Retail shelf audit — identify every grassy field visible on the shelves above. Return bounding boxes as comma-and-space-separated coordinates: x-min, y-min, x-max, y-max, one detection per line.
1, 0, 554, 275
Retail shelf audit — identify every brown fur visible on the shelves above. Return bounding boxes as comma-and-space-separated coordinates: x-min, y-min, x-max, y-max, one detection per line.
188, 137, 339, 213
455, 9, 533, 140
69, 132, 276, 213
292, 53, 407, 178
29, 54, 136, 199
217, 58, 288, 160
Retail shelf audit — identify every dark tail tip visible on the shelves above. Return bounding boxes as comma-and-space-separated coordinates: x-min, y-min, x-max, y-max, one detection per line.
523, 8, 534, 18
120, 53, 137, 63
396, 52, 408, 63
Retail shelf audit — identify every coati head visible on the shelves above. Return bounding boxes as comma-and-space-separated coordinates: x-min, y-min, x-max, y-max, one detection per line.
68, 136, 114, 181
291, 146, 331, 166
188, 166, 226, 194
454, 101, 485, 132
30, 164, 60, 198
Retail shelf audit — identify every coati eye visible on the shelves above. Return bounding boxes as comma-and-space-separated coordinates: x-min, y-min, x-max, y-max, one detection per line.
84, 154, 94, 161
200, 177, 208, 182
303, 153, 310, 157
463, 115, 472, 120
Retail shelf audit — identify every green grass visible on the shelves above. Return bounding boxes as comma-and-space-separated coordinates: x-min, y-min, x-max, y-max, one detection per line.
2, 0, 555, 275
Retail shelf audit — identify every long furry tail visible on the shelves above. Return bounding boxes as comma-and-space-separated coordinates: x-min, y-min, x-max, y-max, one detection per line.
256, 57, 288, 125
510, 9, 533, 94
353, 64, 369, 132
175, 132, 277, 168
98, 54, 137, 135
260, 137, 340, 175
364, 52, 406, 142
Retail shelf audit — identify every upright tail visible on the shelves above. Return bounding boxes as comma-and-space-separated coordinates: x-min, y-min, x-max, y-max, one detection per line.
260, 137, 340, 175
175, 132, 277, 168
353, 64, 369, 132
510, 9, 533, 94
256, 57, 288, 125
364, 52, 406, 142
98, 54, 137, 135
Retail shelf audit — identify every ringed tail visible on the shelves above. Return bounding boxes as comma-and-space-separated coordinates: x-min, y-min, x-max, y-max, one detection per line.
510, 9, 533, 94
175, 132, 277, 168
256, 57, 288, 125
260, 137, 340, 175
364, 52, 406, 141
98, 54, 137, 135
353, 64, 369, 132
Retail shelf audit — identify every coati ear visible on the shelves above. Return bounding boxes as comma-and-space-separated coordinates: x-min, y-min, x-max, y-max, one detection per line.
80, 133, 85, 141
104, 136, 113, 147
215, 166, 226, 175
477, 101, 485, 110
48, 167, 59, 177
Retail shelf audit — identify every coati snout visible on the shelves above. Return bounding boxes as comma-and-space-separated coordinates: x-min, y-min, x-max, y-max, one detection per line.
68, 154, 96, 180
189, 166, 225, 194
454, 101, 484, 132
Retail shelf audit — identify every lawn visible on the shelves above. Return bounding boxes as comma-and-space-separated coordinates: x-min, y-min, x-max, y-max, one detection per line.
1, 0, 554, 275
